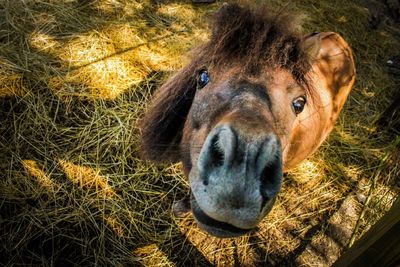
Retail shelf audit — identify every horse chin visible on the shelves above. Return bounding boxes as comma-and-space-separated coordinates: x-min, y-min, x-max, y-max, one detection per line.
190, 193, 278, 238
190, 195, 255, 238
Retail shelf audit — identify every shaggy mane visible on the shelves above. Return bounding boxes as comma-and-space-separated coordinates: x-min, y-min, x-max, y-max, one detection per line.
200, 3, 311, 87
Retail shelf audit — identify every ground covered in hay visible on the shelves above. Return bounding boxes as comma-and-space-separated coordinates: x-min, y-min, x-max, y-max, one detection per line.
0, 0, 399, 266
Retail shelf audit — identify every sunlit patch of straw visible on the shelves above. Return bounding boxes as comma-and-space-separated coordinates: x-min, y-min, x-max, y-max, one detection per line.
104, 215, 125, 237
93, 0, 144, 16
133, 244, 174, 267
49, 57, 143, 99
174, 215, 260, 266
47, 24, 185, 99
28, 31, 61, 56
289, 159, 325, 185
341, 164, 362, 181
50, 30, 142, 99
22, 160, 57, 190
158, 3, 196, 22
0, 66, 26, 97
58, 159, 115, 198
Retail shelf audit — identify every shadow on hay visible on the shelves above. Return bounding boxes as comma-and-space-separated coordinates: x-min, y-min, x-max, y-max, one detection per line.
0, 79, 211, 266
0, 1, 216, 264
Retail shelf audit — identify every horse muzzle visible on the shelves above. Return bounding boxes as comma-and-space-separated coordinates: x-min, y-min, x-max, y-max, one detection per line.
189, 124, 283, 237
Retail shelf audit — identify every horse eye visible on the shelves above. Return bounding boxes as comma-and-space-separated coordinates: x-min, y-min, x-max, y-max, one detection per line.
292, 96, 307, 115
197, 70, 210, 89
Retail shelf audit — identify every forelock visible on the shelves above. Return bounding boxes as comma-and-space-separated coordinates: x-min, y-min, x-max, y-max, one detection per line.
200, 3, 312, 89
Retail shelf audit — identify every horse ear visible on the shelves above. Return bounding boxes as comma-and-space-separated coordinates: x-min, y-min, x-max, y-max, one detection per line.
302, 32, 322, 62
140, 64, 197, 163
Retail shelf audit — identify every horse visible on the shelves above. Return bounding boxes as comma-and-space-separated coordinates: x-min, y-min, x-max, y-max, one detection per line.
140, 3, 356, 238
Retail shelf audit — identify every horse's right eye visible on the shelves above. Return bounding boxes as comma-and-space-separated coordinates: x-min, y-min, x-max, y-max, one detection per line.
292, 96, 307, 115
197, 70, 210, 89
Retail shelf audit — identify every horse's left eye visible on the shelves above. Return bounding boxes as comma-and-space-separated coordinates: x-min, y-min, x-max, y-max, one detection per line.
197, 70, 210, 89
292, 96, 307, 115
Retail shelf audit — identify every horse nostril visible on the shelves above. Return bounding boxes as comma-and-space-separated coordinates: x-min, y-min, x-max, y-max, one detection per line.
210, 135, 225, 168
260, 152, 282, 204
197, 125, 237, 186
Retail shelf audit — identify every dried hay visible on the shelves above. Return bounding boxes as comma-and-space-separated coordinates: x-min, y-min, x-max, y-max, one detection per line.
0, 0, 399, 266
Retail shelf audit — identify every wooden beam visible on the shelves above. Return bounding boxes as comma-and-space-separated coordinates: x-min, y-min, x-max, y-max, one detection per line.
333, 195, 400, 267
